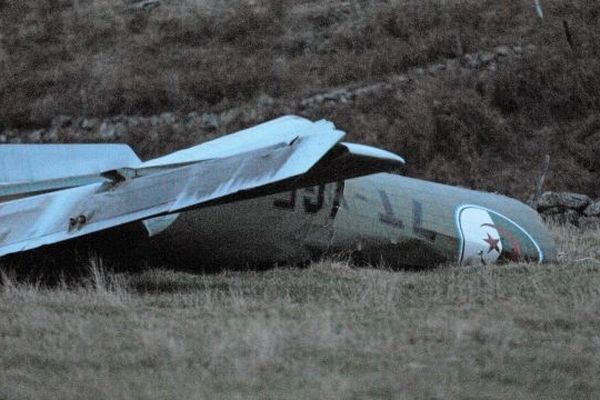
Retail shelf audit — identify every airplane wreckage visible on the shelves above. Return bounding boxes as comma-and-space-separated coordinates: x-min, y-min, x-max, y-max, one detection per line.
0, 116, 557, 268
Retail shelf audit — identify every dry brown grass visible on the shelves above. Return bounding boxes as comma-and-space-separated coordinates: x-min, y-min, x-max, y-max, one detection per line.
1, 224, 599, 399
1, 0, 599, 198
1, 0, 598, 124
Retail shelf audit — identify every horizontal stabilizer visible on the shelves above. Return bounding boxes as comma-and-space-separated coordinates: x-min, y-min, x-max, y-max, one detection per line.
142, 116, 335, 167
0, 128, 345, 256
0, 144, 141, 199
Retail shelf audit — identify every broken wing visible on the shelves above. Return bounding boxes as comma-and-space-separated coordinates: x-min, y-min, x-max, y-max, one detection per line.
0, 126, 404, 257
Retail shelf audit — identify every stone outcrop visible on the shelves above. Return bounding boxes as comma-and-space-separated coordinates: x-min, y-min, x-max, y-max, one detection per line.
584, 200, 600, 217
535, 191, 600, 228
536, 192, 591, 211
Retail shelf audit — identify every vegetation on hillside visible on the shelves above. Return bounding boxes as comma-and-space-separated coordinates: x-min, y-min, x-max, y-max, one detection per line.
1, 0, 599, 198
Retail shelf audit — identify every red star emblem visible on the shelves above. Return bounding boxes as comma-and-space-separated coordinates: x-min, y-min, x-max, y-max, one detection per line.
483, 233, 501, 253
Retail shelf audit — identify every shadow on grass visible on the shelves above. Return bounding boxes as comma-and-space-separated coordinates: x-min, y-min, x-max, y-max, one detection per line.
0, 221, 448, 292
0, 231, 296, 293
127, 279, 232, 295
0, 245, 285, 290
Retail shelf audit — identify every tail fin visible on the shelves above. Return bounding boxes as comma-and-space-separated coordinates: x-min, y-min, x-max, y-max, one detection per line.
0, 144, 141, 199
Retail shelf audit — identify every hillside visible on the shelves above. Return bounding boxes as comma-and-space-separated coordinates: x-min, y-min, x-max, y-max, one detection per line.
1, 0, 599, 198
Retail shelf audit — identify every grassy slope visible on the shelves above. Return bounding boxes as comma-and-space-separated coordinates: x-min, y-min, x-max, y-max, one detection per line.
1, 225, 599, 400
1, 0, 599, 198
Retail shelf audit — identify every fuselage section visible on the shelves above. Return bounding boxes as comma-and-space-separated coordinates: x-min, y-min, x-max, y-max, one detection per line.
141, 173, 556, 268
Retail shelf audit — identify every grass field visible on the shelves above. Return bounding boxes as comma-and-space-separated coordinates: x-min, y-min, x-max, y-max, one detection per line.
1, 224, 599, 399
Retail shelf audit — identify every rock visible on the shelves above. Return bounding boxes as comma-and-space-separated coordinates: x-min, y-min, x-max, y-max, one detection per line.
160, 112, 176, 125
200, 113, 220, 130
479, 51, 496, 64
256, 94, 274, 108
183, 112, 200, 126
512, 45, 522, 55
28, 130, 43, 142
127, 116, 142, 127
560, 192, 591, 210
428, 63, 446, 74
45, 129, 59, 142
495, 45, 511, 57
114, 122, 128, 138
463, 53, 481, 69
171, 123, 184, 134
584, 200, 600, 217
186, 111, 200, 120
391, 75, 410, 84
324, 90, 343, 102
98, 122, 115, 139
110, 115, 127, 124
445, 58, 460, 70
80, 118, 99, 130
537, 191, 591, 211
52, 115, 72, 128
413, 67, 426, 76
98, 122, 127, 139
0, 134, 6, 143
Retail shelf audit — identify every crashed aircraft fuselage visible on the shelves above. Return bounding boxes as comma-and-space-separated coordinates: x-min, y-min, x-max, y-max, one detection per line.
0, 116, 557, 268
138, 173, 556, 268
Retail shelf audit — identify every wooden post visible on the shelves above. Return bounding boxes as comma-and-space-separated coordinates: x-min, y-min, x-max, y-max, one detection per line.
532, 154, 550, 206
534, 0, 544, 19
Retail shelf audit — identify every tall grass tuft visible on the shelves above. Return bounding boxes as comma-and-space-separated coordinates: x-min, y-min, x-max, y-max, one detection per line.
85, 255, 130, 304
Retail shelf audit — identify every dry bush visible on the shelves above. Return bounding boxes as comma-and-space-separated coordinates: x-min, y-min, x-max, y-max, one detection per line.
0, 0, 583, 128
493, 49, 600, 124
316, 75, 533, 196
489, 45, 600, 196
0, 0, 285, 126
2, 0, 599, 128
